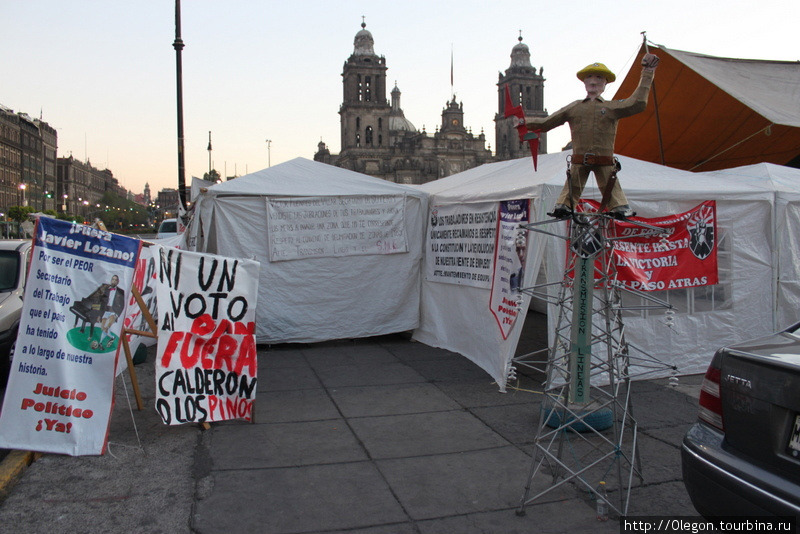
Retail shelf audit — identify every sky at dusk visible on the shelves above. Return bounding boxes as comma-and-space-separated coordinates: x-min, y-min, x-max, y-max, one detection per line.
3, 0, 797, 196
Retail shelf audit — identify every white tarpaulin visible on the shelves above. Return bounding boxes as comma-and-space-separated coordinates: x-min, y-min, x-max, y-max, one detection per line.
185, 158, 428, 344
699, 162, 800, 330
414, 152, 788, 388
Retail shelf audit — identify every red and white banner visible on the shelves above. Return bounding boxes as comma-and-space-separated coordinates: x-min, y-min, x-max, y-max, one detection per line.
578, 200, 718, 291
154, 246, 260, 425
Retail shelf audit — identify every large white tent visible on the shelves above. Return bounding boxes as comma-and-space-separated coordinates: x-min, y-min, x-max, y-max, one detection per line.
185, 157, 428, 344
700, 162, 800, 330
414, 152, 784, 389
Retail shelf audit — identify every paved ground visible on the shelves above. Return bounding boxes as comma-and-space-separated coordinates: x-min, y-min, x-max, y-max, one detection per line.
0, 311, 703, 533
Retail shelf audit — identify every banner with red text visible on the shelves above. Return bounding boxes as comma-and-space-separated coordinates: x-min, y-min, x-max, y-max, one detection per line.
489, 200, 530, 339
0, 217, 141, 455
578, 200, 718, 291
116, 245, 160, 377
154, 245, 259, 425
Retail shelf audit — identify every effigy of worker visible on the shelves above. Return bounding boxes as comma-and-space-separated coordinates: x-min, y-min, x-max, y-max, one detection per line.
525, 53, 660, 219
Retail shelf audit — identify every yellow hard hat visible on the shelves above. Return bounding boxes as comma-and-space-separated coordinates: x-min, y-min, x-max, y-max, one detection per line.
576, 62, 616, 83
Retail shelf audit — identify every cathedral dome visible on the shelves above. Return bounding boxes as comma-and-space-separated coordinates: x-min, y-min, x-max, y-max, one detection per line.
509, 36, 532, 68
353, 22, 375, 56
389, 115, 416, 132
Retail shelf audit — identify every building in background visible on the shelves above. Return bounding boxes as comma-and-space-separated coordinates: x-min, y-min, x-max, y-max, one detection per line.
494, 35, 549, 160
314, 24, 548, 183
154, 188, 180, 221
56, 156, 126, 220
0, 106, 22, 214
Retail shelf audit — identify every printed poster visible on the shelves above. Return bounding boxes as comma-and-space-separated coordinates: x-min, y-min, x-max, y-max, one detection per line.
489, 200, 530, 339
267, 195, 407, 261
154, 245, 260, 425
0, 217, 141, 455
425, 202, 498, 288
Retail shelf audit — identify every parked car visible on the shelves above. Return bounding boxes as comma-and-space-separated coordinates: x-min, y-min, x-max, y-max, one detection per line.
156, 218, 178, 239
681, 322, 800, 517
0, 239, 32, 385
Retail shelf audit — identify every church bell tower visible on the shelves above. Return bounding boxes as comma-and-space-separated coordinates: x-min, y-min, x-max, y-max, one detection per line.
495, 34, 548, 160
339, 21, 390, 153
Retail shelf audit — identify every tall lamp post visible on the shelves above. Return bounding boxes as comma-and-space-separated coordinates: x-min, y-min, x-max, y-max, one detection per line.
19, 183, 27, 207
173, 0, 187, 208
266, 139, 272, 168
207, 131, 213, 174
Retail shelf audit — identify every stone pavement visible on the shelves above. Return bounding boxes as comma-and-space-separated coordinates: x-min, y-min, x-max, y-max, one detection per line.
0, 312, 703, 533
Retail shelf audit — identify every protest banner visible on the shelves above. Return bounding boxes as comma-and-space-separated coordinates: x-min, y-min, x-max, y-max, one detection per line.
425, 202, 498, 288
0, 217, 141, 455
489, 200, 530, 339
267, 195, 407, 261
154, 245, 259, 425
572, 200, 718, 291
117, 246, 160, 377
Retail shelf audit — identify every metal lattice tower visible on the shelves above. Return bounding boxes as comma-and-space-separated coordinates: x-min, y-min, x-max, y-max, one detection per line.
512, 211, 676, 518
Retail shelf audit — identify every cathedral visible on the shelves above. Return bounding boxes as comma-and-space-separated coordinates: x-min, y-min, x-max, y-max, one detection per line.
314, 23, 547, 184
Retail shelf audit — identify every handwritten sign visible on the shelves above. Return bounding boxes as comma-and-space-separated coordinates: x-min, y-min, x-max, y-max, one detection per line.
0, 217, 141, 455
425, 202, 498, 288
154, 246, 260, 425
267, 195, 407, 261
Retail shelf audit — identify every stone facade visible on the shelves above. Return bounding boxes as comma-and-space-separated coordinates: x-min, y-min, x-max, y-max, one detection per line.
315, 24, 547, 184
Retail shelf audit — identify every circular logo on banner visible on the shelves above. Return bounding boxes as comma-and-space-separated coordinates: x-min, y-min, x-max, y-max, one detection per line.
687, 207, 715, 260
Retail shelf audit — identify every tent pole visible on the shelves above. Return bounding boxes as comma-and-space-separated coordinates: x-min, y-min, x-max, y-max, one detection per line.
652, 80, 666, 165
641, 35, 666, 165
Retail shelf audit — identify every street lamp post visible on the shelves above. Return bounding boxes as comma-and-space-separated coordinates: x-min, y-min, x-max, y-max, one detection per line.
207, 131, 213, 174
19, 183, 27, 207
266, 139, 271, 168
173, 0, 187, 208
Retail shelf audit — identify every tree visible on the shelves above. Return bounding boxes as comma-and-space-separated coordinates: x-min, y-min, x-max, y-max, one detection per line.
8, 206, 34, 223
203, 169, 221, 182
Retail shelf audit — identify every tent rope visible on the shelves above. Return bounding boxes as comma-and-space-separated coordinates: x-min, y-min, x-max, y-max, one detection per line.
689, 124, 775, 171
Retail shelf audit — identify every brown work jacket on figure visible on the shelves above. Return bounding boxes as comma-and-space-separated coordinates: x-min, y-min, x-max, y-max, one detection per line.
526, 68, 654, 156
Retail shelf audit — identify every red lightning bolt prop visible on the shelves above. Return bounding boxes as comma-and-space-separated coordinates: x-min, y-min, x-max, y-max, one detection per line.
504, 84, 541, 171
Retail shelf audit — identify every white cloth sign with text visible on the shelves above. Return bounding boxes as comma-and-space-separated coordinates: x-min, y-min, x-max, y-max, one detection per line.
267, 195, 407, 261
425, 202, 498, 288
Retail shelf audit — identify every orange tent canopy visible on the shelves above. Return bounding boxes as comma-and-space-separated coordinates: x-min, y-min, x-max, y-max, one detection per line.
613, 44, 800, 172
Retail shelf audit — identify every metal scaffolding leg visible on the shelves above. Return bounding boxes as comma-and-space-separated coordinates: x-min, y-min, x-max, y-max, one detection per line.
513, 212, 674, 518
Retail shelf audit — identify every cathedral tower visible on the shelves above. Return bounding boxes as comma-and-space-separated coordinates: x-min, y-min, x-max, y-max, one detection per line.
339, 21, 390, 153
495, 35, 548, 160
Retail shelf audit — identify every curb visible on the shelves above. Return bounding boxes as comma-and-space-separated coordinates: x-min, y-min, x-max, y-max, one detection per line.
0, 450, 38, 499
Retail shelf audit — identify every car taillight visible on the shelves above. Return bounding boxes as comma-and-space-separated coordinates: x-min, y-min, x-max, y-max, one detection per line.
698, 363, 724, 431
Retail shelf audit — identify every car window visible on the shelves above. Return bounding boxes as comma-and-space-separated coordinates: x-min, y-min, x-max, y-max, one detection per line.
0, 251, 20, 291
159, 220, 177, 233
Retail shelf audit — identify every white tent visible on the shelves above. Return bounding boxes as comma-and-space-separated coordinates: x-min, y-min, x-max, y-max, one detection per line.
700, 163, 800, 330
414, 152, 780, 389
186, 157, 429, 344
